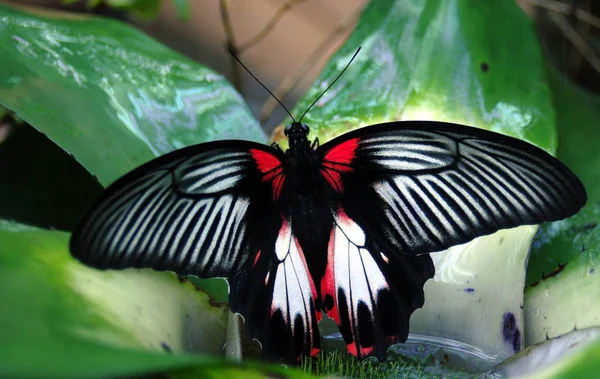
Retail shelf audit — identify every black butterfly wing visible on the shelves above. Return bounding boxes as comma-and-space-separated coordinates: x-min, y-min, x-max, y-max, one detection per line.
319, 120, 586, 256
229, 216, 322, 362
317, 120, 586, 360
320, 208, 434, 360
69, 140, 320, 362
70, 140, 280, 276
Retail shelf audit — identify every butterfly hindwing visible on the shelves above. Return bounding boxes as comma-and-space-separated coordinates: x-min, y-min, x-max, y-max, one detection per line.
321, 209, 434, 360
318, 121, 587, 257
229, 216, 321, 362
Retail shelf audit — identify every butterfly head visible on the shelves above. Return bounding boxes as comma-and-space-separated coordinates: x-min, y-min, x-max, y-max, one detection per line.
284, 122, 312, 153
284, 122, 310, 138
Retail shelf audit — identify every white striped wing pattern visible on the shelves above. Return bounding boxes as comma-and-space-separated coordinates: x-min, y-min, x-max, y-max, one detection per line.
319, 121, 587, 256
70, 141, 282, 278
226, 216, 322, 362
321, 209, 434, 360
267, 219, 321, 359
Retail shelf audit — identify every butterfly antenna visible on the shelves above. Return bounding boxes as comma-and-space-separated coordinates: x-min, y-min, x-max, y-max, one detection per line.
228, 48, 296, 123
298, 46, 361, 123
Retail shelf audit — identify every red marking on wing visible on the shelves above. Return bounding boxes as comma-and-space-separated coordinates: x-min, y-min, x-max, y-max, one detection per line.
321, 138, 359, 193
251, 149, 285, 200
347, 344, 374, 358
347, 343, 357, 357
335, 208, 352, 224
293, 235, 322, 321
362, 346, 374, 357
324, 137, 360, 164
321, 227, 340, 324
253, 249, 261, 268
251, 148, 280, 172
310, 348, 320, 358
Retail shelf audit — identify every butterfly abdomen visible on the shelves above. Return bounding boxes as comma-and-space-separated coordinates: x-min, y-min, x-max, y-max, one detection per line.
289, 190, 333, 293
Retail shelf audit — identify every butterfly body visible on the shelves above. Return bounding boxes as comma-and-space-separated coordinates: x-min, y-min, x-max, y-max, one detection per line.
273, 123, 332, 290
70, 120, 586, 363
282, 123, 321, 193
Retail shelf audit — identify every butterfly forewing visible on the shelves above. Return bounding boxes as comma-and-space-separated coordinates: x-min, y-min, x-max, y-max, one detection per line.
70, 141, 283, 277
318, 121, 587, 257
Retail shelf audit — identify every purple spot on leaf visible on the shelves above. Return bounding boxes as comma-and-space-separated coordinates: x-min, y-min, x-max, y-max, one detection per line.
502, 312, 521, 353
161, 342, 172, 353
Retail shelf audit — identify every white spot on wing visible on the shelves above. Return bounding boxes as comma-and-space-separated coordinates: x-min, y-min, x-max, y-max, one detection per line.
331, 211, 388, 329
271, 222, 317, 338
275, 221, 292, 261
334, 214, 366, 246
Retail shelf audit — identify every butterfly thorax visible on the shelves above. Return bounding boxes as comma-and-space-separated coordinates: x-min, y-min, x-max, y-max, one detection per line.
284, 122, 321, 195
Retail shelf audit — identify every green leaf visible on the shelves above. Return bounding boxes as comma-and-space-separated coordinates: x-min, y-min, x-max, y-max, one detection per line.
0, 3, 265, 188
0, 220, 314, 378
277, 0, 555, 154
541, 339, 600, 379
0, 3, 258, 301
0, 220, 211, 377
524, 68, 600, 346
489, 328, 600, 378
281, 0, 555, 360
526, 68, 600, 284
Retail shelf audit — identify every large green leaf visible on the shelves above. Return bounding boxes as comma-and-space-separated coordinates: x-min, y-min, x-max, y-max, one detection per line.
0, 3, 266, 188
489, 327, 600, 378
273, 0, 556, 361
524, 69, 600, 346
0, 2, 261, 301
0, 220, 313, 378
526, 68, 600, 284
276, 1, 555, 153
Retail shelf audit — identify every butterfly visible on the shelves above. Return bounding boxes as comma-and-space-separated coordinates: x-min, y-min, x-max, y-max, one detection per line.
70, 116, 587, 362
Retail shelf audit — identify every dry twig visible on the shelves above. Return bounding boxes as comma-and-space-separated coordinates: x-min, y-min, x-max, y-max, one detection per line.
548, 10, 600, 74
238, 0, 307, 53
219, 0, 241, 90
259, 4, 363, 124
524, 0, 600, 29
